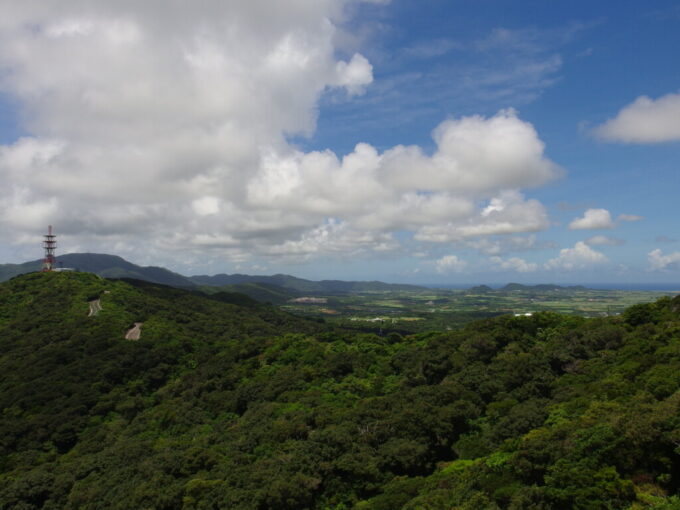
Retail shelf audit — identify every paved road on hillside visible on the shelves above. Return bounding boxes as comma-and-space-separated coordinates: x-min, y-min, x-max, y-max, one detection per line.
125, 322, 143, 340
88, 299, 102, 317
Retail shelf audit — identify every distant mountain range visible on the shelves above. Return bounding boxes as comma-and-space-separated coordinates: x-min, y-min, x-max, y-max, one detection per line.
0, 253, 595, 303
466, 283, 590, 293
501, 282, 590, 291
0, 253, 425, 302
190, 272, 425, 293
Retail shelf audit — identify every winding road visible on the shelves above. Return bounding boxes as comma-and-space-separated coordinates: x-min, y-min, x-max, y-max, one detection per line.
88, 299, 102, 317
125, 322, 143, 340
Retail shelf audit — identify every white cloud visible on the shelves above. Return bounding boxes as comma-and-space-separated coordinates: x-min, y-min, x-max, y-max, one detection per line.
568, 208, 614, 230
544, 241, 608, 270
0, 188, 59, 230
415, 190, 550, 242
334, 53, 373, 95
192, 196, 220, 216
435, 255, 467, 274
585, 235, 624, 247
490, 256, 538, 273
648, 249, 680, 271
595, 91, 680, 143
383, 109, 560, 194
263, 220, 398, 260
0, 2, 560, 268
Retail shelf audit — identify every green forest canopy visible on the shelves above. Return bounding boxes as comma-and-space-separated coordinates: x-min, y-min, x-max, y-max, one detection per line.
0, 271, 679, 509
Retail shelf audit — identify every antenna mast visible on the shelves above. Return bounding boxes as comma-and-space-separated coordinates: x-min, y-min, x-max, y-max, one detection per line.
42, 225, 57, 272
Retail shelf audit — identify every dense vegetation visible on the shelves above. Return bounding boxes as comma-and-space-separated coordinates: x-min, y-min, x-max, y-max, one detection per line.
1, 272, 679, 509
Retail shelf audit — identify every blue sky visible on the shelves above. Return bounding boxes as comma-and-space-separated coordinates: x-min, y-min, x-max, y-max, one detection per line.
0, 1, 679, 285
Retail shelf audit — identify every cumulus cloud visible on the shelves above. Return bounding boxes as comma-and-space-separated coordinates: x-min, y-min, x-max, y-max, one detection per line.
568, 209, 643, 231
334, 53, 374, 95
0, 1, 561, 268
648, 249, 680, 271
490, 256, 538, 273
585, 235, 625, 247
415, 190, 550, 242
568, 209, 614, 230
594, 91, 680, 143
435, 255, 467, 274
544, 241, 608, 270
383, 109, 560, 194
263, 220, 398, 260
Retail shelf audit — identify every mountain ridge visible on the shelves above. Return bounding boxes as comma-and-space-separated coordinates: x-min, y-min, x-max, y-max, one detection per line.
190, 272, 426, 293
501, 282, 590, 291
0, 253, 427, 297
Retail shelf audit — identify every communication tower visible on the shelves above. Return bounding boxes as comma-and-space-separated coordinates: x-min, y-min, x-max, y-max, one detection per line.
42, 225, 57, 271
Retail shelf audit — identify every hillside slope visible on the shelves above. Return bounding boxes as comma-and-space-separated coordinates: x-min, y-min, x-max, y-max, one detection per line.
1, 272, 679, 509
199, 282, 302, 304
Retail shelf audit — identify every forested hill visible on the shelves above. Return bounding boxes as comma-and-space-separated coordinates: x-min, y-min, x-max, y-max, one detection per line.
190, 273, 426, 293
0, 252, 427, 295
501, 283, 590, 292
1, 272, 680, 509
0, 253, 194, 287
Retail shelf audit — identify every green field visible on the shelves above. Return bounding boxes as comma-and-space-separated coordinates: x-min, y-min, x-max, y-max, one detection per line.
281, 287, 679, 333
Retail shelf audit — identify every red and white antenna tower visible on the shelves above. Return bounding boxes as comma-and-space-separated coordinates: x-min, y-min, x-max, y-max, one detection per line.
42, 225, 57, 272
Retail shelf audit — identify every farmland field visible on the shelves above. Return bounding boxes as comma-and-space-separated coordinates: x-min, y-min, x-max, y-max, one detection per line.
280, 286, 679, 334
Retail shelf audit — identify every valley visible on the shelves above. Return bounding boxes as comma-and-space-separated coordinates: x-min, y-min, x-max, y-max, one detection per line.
280, 285, 677, 334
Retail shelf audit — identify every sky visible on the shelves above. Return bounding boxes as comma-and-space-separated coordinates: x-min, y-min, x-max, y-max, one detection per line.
0, 0, 679, 285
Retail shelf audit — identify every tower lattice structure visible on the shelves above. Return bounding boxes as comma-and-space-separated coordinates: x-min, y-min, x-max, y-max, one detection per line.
42, 225, 57, 272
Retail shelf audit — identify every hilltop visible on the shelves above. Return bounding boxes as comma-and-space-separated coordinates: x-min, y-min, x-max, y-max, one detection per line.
466, 284, 494, 293
0, 253, 193, 288
1, 271, 680, 508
